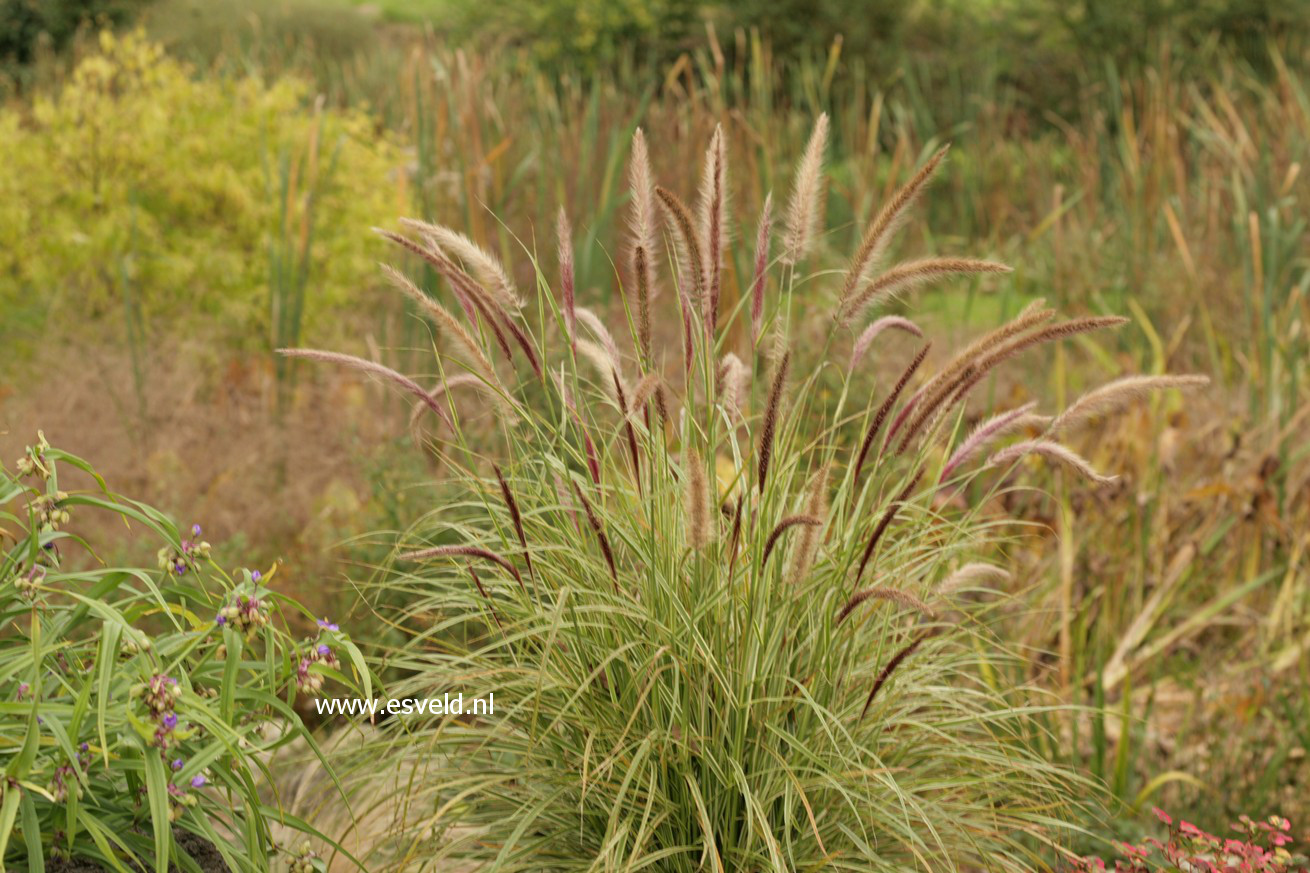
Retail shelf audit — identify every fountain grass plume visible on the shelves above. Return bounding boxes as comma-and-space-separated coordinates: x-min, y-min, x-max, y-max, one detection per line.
748, 192, 773, 345
277, 348, 452, 428
782, 113, 829, 265
757, 350, 790, 492
987, 438, 1118, 484
697, 125, 727, 330
557, 206, 577, 346
841, 145, 950, 307
852, 343, 931, 488
839, 257, 1011, 328
838, 586, 937, 624
628, 129, 658, 360
655, 185, 706, 306
399, 217, 522, 312
850, 315, 923, 372
1051, 374, 1210, 434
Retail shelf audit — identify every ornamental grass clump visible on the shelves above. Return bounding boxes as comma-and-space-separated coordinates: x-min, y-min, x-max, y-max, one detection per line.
287, 119, 1206, 870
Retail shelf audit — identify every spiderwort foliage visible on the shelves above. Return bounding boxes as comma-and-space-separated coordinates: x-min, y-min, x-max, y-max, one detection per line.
0, 438, 370, 871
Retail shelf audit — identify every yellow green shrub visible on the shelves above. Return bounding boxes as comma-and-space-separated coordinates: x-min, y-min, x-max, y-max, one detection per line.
0, 30, 400, 352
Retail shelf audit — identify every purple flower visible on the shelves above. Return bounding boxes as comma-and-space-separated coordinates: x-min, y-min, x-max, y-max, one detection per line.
317, 644, 330, 657
160, 712, 178, 731
317, 618, 339, 632
192, 524, 202, 536
80, 742, 89, 752
190, 774, 206, 788
215, 614, 227, 626
172, 758, 184, 770
251, 570, 261, 582
17, 682, 30, 700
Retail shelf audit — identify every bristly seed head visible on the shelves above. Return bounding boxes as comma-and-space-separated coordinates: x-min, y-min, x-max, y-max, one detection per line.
986, 439, 1117, 484
697, 124, 728, 332
749, 192, 774, 346
757, 350, 791, 493
782, 113, 829, 265
785, 464, 829, 584
840, 145, 950, 308
655, 186, 706, 307
557, 206, 577, 347
683, 448, 713, 550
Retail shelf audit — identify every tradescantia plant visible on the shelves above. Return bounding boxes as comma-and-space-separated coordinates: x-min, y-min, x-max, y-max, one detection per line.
0, 434, 370, 872
286, 119, 1206, 869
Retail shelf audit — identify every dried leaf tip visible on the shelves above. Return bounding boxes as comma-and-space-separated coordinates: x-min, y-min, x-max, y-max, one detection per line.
782, 113, 829, 265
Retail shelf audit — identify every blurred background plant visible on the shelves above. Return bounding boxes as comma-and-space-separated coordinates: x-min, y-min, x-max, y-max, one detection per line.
0, 0, 1306, 860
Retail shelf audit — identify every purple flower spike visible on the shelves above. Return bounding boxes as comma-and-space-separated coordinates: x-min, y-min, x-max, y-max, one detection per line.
190, 774, 206, 788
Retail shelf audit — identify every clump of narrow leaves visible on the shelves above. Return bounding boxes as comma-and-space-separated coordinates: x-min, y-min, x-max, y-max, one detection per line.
1, 435, 369, 871
289, 120, 1206, 870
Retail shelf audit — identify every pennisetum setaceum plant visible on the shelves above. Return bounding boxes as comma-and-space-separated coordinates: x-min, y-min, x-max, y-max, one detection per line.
284, 117, 1207, 870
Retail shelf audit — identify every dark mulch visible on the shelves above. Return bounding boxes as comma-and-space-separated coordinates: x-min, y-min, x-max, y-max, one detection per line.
45, 829, 229, 872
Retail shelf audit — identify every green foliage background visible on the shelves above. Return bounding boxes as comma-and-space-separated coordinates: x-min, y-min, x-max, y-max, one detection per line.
0, 30, 400, 356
